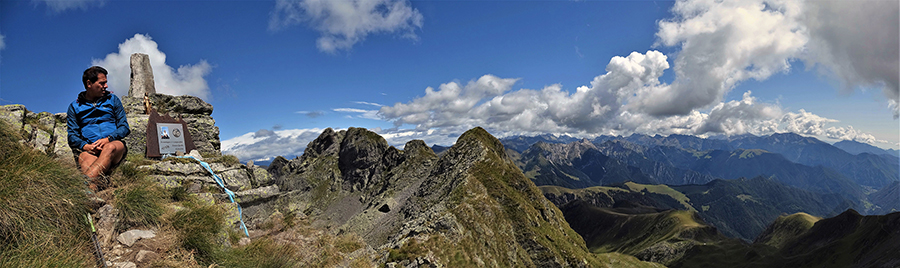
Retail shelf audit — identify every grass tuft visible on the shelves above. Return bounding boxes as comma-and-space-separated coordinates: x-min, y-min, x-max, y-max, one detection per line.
114, 181, 165, 231
212, 239, 299, 268
170, 202, 224, 264
209, 154, 240, 166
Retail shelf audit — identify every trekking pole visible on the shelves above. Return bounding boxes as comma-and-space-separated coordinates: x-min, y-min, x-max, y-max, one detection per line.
85, 214, 108, 268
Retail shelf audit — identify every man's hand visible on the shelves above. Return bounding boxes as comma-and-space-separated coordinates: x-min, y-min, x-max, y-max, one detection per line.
86, 137, 110, 154
82, 143, 99, 154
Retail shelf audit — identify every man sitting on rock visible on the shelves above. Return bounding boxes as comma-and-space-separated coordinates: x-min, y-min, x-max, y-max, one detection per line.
67, 66, 130, 191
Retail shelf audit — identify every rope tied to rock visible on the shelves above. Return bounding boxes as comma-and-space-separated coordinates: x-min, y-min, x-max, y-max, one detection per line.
163, 155, 250, 237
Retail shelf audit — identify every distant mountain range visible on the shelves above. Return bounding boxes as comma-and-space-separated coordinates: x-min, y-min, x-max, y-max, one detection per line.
502, 132, 898, 243
834, 139, 900, 157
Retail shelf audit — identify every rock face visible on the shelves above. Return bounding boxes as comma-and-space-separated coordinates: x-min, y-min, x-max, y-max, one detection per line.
261, 127, 600, 267
128, 53, 156, 98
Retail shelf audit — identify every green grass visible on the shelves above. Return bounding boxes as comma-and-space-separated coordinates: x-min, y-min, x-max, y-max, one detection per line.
387, 238, 426, 263
0, 120, 92, 267
594, 252, 667, 268
114, 180, 165, 231
170, 202, 224, 264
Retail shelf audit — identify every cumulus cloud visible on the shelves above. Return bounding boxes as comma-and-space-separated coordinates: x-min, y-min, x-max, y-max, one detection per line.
778, 109, 885, 144
641, 0, 806, 116
802, 0, 899, 118
32, 0, 104, 13
269, 0, 424, 53
380, 74, 520, 129
92, 34, 213, 100
379, 52, 672, 134
694, 91, 782, 135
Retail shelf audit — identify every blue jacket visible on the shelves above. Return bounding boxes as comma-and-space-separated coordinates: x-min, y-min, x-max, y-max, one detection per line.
67, 92, 130, 150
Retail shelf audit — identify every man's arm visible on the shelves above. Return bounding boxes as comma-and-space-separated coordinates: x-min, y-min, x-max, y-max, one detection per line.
66, 103, 90, 150
107, 94, 131, 141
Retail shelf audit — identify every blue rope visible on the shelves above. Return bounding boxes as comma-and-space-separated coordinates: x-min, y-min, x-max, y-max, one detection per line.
164, 155, 250, 237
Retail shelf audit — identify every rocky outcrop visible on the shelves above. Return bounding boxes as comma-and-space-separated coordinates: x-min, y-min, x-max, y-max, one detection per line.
0, 104, 74, 160
136, 153, 275, 233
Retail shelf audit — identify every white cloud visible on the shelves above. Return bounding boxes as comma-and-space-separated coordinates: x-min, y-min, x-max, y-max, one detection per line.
226, 88, 887, 162
296, 110, 325, 118
0, 32, 5, 51
355, 101, 382, 107
269, 0, 424, 53
334, 108, 380, 120
694, 91, 782, 135
802, 0, 899, 118
32, 0, 104, 13
92, 34, 213, 100
380, 74, 520, 129
647, 0, 899, 118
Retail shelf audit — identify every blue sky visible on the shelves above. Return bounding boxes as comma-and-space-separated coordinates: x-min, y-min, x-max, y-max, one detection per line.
1, 0, 898, 162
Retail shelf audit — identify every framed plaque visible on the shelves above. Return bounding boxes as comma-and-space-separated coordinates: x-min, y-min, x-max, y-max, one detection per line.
146, 111, 196, 158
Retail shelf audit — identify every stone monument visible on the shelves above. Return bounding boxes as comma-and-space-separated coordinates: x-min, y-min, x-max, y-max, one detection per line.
128, 53, 156, 98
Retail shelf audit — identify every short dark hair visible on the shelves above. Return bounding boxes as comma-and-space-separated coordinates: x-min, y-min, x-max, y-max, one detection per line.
82, 66, 108, 88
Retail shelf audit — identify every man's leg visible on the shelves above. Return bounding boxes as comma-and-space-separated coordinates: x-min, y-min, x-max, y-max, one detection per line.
78, 151, 100, 191
85, 140, 126, 179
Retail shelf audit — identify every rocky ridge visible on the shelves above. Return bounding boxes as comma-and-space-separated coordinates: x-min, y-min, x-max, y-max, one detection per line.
259, 126, 602, 267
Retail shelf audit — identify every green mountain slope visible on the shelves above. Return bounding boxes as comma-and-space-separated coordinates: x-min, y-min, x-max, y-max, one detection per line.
671, 177, 851, 241
772, 209, 900, 267
869, 181, 900, 214
753, 212, 821, 249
